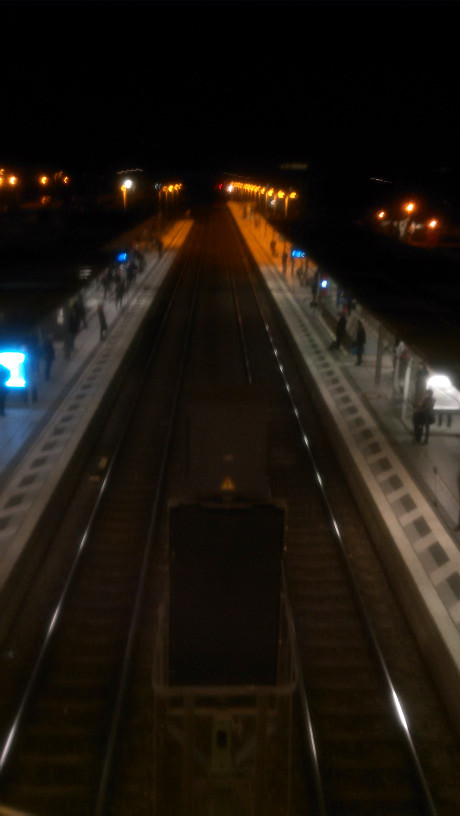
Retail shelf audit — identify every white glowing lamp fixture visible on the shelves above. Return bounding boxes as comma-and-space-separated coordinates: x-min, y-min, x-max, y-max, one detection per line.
427, 374, 452, 391
0, 351, 27, 387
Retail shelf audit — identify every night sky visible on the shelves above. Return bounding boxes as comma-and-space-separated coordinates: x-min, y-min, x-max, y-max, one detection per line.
2, 0, 460, 189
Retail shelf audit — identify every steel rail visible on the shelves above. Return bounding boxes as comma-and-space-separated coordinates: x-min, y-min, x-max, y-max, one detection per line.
0, 237, 192, 779
94, 233, 206, 814
229, 212, 328, 814
228, 253, 253, 385
243, 248, 439, 816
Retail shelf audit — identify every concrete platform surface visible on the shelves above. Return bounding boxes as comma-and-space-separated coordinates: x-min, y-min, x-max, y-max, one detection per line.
229, 200, 460, 731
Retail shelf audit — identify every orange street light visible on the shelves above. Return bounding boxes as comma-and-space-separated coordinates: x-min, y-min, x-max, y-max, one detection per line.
40, 176, 49, 185
285, 190, 297, 217
120, 178, 133, 210
378, 210, 386, 219
428, 219, 438, 229
404, 201, 415, 213
264, 187, 274, 214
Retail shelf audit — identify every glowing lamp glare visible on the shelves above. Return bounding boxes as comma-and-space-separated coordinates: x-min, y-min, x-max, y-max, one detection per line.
0, 351, 26, 388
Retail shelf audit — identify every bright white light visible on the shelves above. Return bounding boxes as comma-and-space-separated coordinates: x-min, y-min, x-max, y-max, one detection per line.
0, 351, 26, 387
392, 688, 410, 732
227, 184, 234, 193
427, 374, 452, 390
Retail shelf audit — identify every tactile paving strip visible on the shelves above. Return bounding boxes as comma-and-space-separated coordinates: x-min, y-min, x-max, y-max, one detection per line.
0, 221, 192, 584
237, 209, 460, 637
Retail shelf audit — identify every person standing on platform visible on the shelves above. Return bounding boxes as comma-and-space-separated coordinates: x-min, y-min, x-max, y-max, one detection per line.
40, 335, 55, 380
330, 311, 347, 350
310, 269, 320, 306
413, 388, 435, 443
355, 320, 366, 365
68, 302, 80, 353
282, 248, 288, 276
0, 364, 10, 416
115, 276, 125, 310
420, 388, 435, 444
75, 293, 87, 328
97, 303, 108, 341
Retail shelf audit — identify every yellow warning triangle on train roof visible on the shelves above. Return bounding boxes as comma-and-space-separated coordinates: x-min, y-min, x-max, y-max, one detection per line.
221, 476, 236, 492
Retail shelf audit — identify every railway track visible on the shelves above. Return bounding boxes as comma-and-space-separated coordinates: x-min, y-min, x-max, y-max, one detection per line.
0, 204, 459, 815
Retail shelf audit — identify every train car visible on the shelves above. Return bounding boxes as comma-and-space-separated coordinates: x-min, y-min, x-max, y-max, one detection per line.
167, 498, 286, 687
151, 388, 297, 813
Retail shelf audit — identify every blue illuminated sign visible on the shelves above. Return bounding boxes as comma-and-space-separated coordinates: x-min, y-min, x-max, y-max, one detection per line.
291, 249, 306, 258
0, 351, 27, 388
117, 252, 128, 263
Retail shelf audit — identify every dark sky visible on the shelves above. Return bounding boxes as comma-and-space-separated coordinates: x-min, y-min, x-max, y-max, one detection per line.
2, 0, 460, 187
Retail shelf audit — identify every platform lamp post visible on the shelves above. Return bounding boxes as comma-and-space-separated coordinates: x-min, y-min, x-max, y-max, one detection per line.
285, 190, 297, 218
265, 188, 274, 216
8, 174, 19, 208
277, 190, 286, 223
426, 218, 439, 247
121, 178, 133, 210
402, 201, 415, 240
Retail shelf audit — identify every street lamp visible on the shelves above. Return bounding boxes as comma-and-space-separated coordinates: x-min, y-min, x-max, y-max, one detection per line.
285, 190, 297, 218
120, 178, 133, 210
265, 188, 274, 215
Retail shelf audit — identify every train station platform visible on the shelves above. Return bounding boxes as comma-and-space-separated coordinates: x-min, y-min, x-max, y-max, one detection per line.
1, 200, 460, 731
0, 218, 192, 624
229, 199, 460, 731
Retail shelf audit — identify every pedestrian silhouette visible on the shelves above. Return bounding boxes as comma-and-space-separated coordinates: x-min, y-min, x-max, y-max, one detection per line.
75, 293, 87, 328
355, 320, 366, 365
330, 311, 347, 350
115, 277, 125, 310
40, 335, 55, 380
97, 303, 108, 340
413, 388, 435, 443
282, 249, 288, 275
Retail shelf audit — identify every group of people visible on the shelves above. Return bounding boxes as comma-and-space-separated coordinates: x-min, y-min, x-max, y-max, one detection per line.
329, 313, 437, 445
99, 246, 149, 308
330, 310, 367, 366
